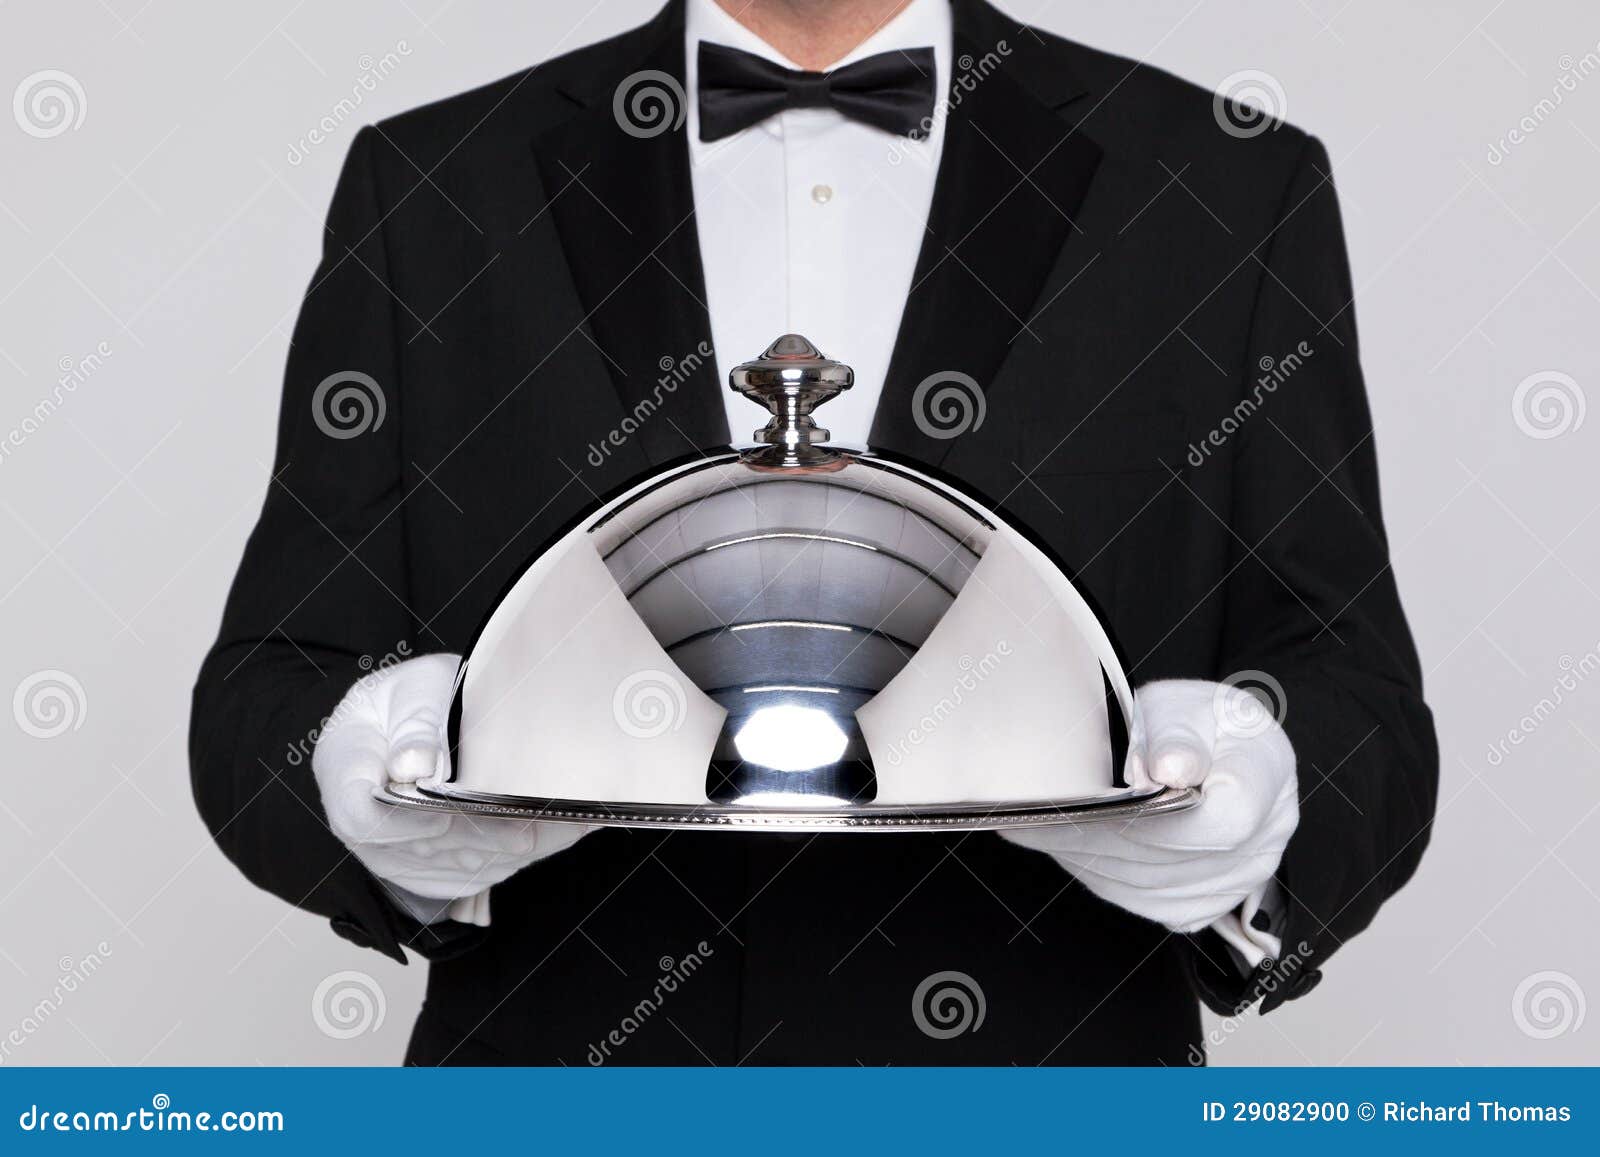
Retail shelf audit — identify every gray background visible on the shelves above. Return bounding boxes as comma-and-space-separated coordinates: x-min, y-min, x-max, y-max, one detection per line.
1, 0, 1596, 1065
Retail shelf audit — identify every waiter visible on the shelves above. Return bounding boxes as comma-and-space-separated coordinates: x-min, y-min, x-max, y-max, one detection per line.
191, 0, 1438, 1064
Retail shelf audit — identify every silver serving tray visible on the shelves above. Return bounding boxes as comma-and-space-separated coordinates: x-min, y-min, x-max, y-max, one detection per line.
377, 780, 1198, 833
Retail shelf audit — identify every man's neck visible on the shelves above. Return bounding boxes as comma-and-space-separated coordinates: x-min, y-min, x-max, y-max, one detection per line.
713, 0, 913, 69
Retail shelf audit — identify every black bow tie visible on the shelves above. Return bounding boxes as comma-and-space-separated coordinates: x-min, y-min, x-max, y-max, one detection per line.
697, 41, 937, 143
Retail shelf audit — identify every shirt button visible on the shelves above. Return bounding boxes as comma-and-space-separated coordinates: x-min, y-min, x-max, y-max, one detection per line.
811, 183, 833, 204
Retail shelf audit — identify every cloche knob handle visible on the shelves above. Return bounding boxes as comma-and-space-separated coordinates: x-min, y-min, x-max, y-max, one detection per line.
729, 334, 853, 468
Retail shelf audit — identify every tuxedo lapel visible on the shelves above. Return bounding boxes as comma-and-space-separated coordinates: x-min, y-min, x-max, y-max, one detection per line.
870, 0, 1103, 466
531, 1, 729, 468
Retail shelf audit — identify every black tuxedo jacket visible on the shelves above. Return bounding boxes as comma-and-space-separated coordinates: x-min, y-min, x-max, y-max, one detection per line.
190, 0, 1438, 1064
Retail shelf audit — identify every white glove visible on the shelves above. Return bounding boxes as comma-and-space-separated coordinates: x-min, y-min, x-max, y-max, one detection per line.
311, 652, 594, 923
1000, 678, 1298, 964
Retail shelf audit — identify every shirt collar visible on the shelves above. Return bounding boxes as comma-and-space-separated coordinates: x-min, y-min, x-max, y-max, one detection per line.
684, 0, 952, 165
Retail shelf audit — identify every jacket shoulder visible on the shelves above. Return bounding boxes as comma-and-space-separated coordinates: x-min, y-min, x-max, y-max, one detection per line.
368, 25, 645, 158
1047, 31, 1314, 171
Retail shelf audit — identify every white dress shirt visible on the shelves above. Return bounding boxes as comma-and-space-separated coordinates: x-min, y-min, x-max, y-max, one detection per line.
685, 0, 951, 446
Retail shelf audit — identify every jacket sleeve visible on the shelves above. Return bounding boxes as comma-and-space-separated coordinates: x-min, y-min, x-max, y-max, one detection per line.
189, 127, 479, 963
1185, 135, 1440, 1014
